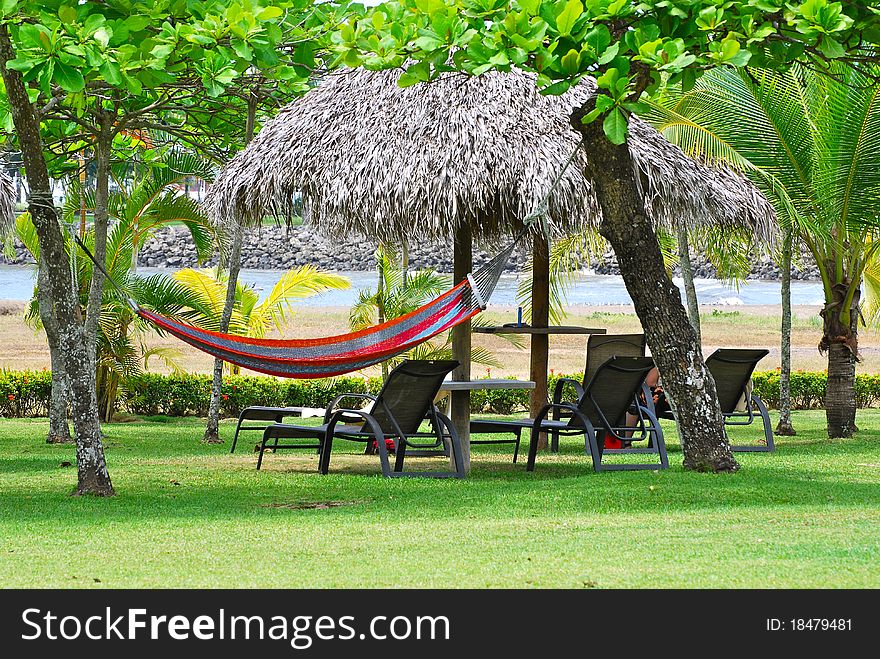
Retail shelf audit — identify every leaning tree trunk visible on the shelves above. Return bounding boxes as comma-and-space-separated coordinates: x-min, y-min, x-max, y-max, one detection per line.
776, 232, 796, 435
676, 223, 701, 345
572, 104, 738, 472
204, 221, 244, 443
820, 280, 859, 438
0, 25, 114, 495
84, 131, 113, 372
204, 97, 257, 444
38, 254, 72, 444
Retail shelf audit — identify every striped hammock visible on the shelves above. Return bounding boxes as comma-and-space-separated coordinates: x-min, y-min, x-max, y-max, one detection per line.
131, 241, 514, 379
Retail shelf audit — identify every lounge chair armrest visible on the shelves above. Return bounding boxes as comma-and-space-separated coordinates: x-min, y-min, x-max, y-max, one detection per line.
325, 408, 386, 443
323, 393, 378, 423
535, 402, 595, 433
552, 378, 584, 404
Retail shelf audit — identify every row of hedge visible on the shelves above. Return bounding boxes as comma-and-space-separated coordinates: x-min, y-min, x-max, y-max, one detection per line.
2, 369, 880, 419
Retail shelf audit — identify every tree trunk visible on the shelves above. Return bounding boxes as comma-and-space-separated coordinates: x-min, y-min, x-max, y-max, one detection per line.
776, 232, 796, 436
529, 233, 550, 449
0, 25, 114, 495
377, 246, 388, 381
38, 254, 72, 444
451, 223, 472, 474
820, 280, 859, 438
572, 103, 738, 473
84, 132, 113, 371
203, 221, 244, 443
204, 96, 257, 443
676, 223, 701, 345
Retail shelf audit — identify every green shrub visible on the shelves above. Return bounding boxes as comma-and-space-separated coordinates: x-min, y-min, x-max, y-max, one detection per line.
0, 369, 53, 418
4, 368, 880, 419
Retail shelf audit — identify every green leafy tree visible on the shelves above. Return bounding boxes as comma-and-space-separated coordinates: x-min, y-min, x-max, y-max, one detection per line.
0, 0, 358, 492
334, 0, 880, 472
17, 152, 218, 421
648, 62, 880, 439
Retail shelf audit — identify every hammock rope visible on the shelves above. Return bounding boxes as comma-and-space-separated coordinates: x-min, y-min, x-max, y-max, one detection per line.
69, 139, 582, 379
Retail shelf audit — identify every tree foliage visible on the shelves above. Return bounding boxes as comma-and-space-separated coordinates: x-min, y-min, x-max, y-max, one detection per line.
335, 0, 879, 143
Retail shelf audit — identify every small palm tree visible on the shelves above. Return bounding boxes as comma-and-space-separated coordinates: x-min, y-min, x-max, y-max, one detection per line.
647, 62, 880, 438
350, 244, 506, 379
172, 266, 351, 374
19, 152, 218, 421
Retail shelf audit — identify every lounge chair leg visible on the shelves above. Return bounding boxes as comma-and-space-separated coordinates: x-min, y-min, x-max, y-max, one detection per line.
756, 395, 775, 451
375, 434, 393, 477
585, 428, 602, 472
526, 424, 541, 472
394, 439, 407, 473
256, 429, 270, 470
319, 434, 334, 474
231, 416, 244, 454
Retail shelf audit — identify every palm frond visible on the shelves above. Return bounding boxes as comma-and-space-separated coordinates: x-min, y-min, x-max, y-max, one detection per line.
142, 346, 185, 374
250, 265, 350, 336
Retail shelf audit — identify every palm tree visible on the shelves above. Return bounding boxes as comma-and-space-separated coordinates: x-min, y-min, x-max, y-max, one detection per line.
18, 152, 218, 422
172, 266, 351, 374
647, 62, 880, 438
350, 244, 507, 379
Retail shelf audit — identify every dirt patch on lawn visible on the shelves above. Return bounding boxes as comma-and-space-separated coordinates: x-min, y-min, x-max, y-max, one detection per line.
261, 500, 366, 510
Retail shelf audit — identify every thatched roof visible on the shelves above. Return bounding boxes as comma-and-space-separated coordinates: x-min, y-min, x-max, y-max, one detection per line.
0, 170, 14, 234
207, 68, 774, 243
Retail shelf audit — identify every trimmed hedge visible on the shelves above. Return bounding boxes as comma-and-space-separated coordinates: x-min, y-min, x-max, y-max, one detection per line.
3, 368, 880, 419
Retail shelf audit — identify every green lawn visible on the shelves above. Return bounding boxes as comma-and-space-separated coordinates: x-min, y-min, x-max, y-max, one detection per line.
1, 411, 878, 588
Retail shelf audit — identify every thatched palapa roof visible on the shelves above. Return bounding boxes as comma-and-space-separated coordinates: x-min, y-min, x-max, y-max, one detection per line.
0, 171, 14, 234
207, 68, 774, 243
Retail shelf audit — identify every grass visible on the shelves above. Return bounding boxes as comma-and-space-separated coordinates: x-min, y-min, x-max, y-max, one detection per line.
0, 411, 878, 589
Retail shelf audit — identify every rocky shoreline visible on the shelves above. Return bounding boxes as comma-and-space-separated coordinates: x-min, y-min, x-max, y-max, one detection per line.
1, 225, 820, 281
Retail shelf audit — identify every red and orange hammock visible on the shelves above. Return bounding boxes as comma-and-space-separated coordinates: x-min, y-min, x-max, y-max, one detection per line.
80, 235, 515, 379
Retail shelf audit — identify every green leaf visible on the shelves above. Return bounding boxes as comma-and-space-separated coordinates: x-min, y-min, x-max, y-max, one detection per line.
584, 25, 611, 54
556, 0, 583, 37
99, 60, 122, 86
818, 36, 845, 59
560, 49, 580, 75
397, 71, 419, 88
53, 60, 85, 92
622, 101, 650, 115
597, 42, 619, 65
519, 0, 541, 15
603, 107, 627, 145
126, 15, 150, 32
541, 79, 571, 95
256, 6, 283, 20
415, 0, 446, 16
6, 57, 37, 73
58, 5, 77, 24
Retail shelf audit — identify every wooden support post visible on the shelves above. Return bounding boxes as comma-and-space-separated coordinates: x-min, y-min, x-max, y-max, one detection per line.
451, 223, 472, 473
530, 233, 550, 449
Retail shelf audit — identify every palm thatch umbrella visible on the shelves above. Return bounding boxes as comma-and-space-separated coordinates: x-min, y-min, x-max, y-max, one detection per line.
208, 69, 773, 239
207, 67, 774, 467
0, 170, 14, 234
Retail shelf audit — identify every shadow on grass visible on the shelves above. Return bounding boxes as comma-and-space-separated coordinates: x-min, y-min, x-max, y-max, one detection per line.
1, 452, 878, 528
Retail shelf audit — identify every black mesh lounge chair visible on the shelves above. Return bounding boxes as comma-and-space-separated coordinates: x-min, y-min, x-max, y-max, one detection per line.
658, 348, 774, 452
471, 356, 667, 472
550, 333, 647, 452
259, 360, 465, 478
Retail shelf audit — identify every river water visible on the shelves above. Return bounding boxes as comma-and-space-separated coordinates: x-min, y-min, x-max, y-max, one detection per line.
0, 264, 825, 307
